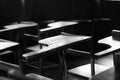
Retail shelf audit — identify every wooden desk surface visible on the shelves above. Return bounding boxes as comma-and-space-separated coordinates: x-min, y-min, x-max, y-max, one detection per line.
40, 21, 78, 33
99, 36, 120, 47
95, 36, 120, 56
0, 39, 19, 51
48, 21, 78, 27
39, 34, 90, 45
4, 22, 38, 29
23, 34, 91, 59
92, 36, 120, 80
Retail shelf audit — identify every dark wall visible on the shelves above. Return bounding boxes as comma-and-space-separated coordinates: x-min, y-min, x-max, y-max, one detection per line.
32, 0, 92, 21
0, 0, 22, 20
0, 0, 114, 25
0, 0, 22, 28
101, 1, 120, 30
0, 0, 102, 21
0, 0, 116, 42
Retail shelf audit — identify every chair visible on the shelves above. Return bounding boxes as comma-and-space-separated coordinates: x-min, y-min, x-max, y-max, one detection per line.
1, 22, 55, 79
21, 21, 91, 80
20, 24, 65, 74
3, 21, 60, 75
67, 18, 113, 78
2, 22, 43, 73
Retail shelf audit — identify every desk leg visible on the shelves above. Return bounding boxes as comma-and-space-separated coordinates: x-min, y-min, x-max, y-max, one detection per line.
63, 50, 67, 80
90, 39, 95, 78
58, 52, 62, 80
58, 50, 67, 80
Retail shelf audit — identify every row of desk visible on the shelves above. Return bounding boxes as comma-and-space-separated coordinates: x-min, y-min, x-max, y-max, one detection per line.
0, 22, 54, 80
0, 21, 119, 80
0, 21, 83, 80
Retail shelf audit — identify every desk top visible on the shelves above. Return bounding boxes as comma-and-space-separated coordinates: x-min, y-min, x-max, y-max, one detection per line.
39, 34, 90, 46
4, 22, 38, 29
99, 36, 120, 47
0, 39, 19, 51
40, 21, 78, 33
95, 36, 120, 56
48, 21, 78, 27
23, 34, 91, 59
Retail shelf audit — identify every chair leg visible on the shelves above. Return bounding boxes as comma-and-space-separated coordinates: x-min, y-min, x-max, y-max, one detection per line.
38, 57, 43, 75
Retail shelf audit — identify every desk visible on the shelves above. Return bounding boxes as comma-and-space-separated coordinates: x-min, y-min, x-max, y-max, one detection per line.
23, 34, 91, 58
4, 22, 37, 29
97, 36, 120, 56
0, 38, 19, 65
0, 39, 19, 52
4, 22, 38, 37
40, 20, 91, 33
40, 21, 78, 33
3, 22, 38, 48
23, 34, 91, 80
68, 36, 120, 79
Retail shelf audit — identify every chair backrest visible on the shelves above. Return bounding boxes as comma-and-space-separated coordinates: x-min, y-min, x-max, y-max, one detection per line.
91, 18, 111, 42
90, 18, 112, 53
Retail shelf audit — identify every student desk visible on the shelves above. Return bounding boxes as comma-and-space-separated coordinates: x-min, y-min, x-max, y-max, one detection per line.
0, 38, 19, 64
4, 22, 38, 29
0, 39, 19, 52
69, 36, 120, 79
23, 34, 91, 80
91, 36, 120, 80
41, 20, 91, 33
3, 22, 39, 48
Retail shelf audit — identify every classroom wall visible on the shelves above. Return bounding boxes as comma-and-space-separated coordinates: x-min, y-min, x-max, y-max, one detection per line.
0, 0, 116, 26
0, 0, 99, 22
